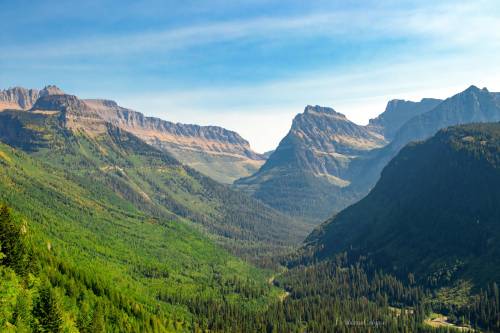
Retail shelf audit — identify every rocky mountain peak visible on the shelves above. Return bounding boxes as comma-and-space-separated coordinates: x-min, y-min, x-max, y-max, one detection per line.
39, 85, 65, 97
291, 105, 351, 133
32, 94, 84, 111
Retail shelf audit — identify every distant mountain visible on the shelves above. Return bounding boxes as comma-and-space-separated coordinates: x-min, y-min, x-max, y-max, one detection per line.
235, 105, 386, 223
81, 98, 265, 184
0, 92, 307, 261
304, 123, 500, 285
236, 86, 500, 224
367, 98, 442, 140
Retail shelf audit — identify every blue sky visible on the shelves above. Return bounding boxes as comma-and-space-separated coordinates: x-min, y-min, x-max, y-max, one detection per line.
1, 0, 500, 152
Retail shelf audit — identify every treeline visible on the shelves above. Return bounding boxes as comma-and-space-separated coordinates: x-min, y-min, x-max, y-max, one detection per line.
439, 283, 500, 331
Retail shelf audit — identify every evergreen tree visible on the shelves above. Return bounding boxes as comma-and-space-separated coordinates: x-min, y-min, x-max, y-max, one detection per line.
13, 289, 32, 332
33, 285, 63, 333
0, 204, 29, 275
90, 304, 106, 333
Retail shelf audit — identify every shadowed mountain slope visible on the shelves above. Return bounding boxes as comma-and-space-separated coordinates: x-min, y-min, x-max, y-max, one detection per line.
304, 123, 500, 285
367, 98, 442, 140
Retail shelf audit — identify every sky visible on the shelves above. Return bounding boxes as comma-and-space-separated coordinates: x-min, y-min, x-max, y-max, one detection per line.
1, 0, 500, 152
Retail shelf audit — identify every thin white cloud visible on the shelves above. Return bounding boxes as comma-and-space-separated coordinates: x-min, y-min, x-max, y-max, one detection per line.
2, 0, 499, 59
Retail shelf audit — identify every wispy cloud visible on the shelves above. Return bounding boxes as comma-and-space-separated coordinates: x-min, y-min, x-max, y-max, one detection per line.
2, 0, 499, 60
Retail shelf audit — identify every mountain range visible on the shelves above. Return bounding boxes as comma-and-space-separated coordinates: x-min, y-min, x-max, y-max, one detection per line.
236, 86, 500, 224
0, 86, 265, 184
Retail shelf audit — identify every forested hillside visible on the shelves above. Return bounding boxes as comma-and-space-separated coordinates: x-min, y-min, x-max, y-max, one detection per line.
0, 101, 302, 331
0, 106, 307, 263
0, 137, 293, 331
306, 123, 500, 284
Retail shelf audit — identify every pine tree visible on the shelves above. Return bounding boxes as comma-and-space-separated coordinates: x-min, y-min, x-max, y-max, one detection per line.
0, 205, 29, 275
90, 304, 106, 333
33, 285, 63, 333
14, 289, 32, 332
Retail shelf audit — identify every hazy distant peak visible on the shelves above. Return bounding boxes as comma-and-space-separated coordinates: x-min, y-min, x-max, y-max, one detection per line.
304, 105, 346, 118
367, 97, 442, 140
463, 84, 480, 92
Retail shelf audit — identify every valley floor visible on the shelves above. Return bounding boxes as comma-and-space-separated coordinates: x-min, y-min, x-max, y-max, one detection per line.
424, 313, 477, 332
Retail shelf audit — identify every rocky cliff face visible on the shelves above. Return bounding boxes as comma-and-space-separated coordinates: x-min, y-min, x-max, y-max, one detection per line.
0, 86, 65, 111
82, 99, 263, 159
0, 87, 40, 110
261, 105, 385, 180
80, 99, 265, 183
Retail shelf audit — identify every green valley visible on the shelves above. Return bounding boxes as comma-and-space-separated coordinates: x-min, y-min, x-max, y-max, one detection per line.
2, 90, 500, 333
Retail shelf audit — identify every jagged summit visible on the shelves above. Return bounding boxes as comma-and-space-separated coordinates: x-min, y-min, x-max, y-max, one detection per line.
39, 85, 65, 97
31, 93, 86, 112
462, 84, 485, 93
235, 102, 386, 222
